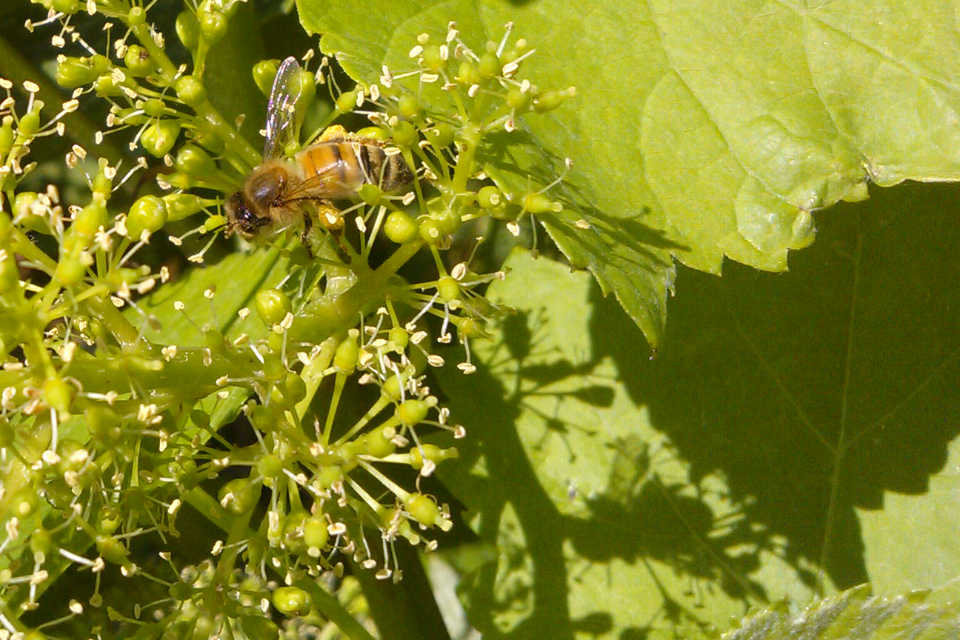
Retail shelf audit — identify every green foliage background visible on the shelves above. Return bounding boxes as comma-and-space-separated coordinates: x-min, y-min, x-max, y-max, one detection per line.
1, 0, 959, 637
292, 0, 960, 636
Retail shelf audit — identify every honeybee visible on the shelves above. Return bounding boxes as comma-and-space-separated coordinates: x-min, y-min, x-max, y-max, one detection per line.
225, 57, 413, 238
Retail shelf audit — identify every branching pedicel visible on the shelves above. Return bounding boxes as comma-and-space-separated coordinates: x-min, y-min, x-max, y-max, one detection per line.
0, 0, 574, 636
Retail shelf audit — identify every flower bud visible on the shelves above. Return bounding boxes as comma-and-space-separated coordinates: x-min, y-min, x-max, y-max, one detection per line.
252, 59, 279, 97
391, 120, 418, 148
272, 586, 311, 617
73, 201, 108, 239
141, 120, 181, 157
427, 122, 455, 149
384, 211, 418, 244
395, 399, 429, 426
162, 193, 209, 222
405, 493, 439, 527
126, 195, 168, 239
175, 143, 216, 176
333, 335, 359, 373
255, 288, 290, 325
397, 93, 420, 119
55, 56, 100, 88
175, 76, 206, 108
175, 10, 200, 49
124, 44, 152, 77
198, 5, 228, 43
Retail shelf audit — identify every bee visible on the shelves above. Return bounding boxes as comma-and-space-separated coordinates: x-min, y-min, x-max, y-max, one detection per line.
225, 57, 413, 238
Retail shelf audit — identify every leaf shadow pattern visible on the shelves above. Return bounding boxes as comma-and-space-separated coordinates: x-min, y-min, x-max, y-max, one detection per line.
437, 311, 787, 638
591, 182, 960, 591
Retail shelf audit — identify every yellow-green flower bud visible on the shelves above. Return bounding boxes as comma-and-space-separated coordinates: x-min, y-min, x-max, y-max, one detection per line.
175, 76, 206, 108
73, 201, 108, 238
254, 288, 290, 325
124, 44, 152, 76
162, 193, 208, 222
384, 211, 418, 244
397, 93, 420, 119
141, 120, 181, 157
333, 335, 359, 372
175, 10, 200, 49
427, 123, 455, 149
198, 5, 228, 43
272, 586, 311, 617
303, 516, 329, 550
395, 399, 429, 426
252, 59, 279, 97
126, 195, 168, 239
391, 120, 417, 148
405, 493, 439, 527
437, 275, 460, 302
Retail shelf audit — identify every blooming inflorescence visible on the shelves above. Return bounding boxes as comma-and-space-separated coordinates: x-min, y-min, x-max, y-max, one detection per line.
0, 0, 574, 636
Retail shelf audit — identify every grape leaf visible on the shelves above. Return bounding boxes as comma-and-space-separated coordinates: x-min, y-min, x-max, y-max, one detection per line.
433, 181, 960, 637
296, 0, 960, 348
719, 584, 960, 640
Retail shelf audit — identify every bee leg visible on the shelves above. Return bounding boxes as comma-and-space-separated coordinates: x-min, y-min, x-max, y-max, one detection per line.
296, 213, 314, 259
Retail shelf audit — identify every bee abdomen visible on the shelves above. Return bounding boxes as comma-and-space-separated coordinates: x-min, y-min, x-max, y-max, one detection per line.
300, 139, 412, 197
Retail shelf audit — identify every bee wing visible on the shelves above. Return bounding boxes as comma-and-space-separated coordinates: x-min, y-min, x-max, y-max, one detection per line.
276, 168, 347, 204
263, 57, 303, 160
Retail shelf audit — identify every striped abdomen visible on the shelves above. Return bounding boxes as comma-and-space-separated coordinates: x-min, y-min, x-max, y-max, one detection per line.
297, 138, 412, 197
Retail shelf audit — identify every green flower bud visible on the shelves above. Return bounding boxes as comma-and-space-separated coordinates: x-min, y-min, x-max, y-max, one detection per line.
73, 201, 108, 238
9, 488, 38, 519
198, 6, 228, 43
255, 288, 290, 325
92, 170, 112, 199
175, 76, 206, 108
358, 183, 381, 206
124, 44, 152, 76
303, 516, 329, 550
280, 372, 306, 405
18, 109, 41, 138
252, 59, 279, 97
522, 192, 562, 214
421, 45, 444, 72
384, 211, 418, 244
355, 126, 388, 141
55, 56, 99, 88
432, 209, 461, 235
418, 217, 444, 245
218, 478, 258, 515
335, 90, 357, 114
405, 493, 439, 527
97, 505, 123, 534
175, 143, 216, 176
142, 98, 166, 118
127, 5, 146, 25
315, 465, 343, 489
456, 316, 483, 338
162, 193, 208, 221
477, 52, 500, 78
203, 214, 227, 232
437, 275, 460, 302
427, 122, 455, 149
476, 185, 502, 209
126, 195, 168, 238
533, 88, 575, 113
391, 120, 418, 148
364, 426, 395, 458
456, 60, 481, 85
30, 529, 53, 556
506, 88, 530, 111
95, 535, 130, 565
333, 335, 359, 373
395, 399, 429, 426
141, 120, 181, 157
93, 73, 123, 97
272, 586, 311, 617
397, 93, 420, 119
175, 10, 200, 49
257, 454, 283, 479
55, 253, 86, 286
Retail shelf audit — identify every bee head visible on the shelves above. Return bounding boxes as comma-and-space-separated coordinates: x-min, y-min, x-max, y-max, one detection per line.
225, 192, 270, 238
